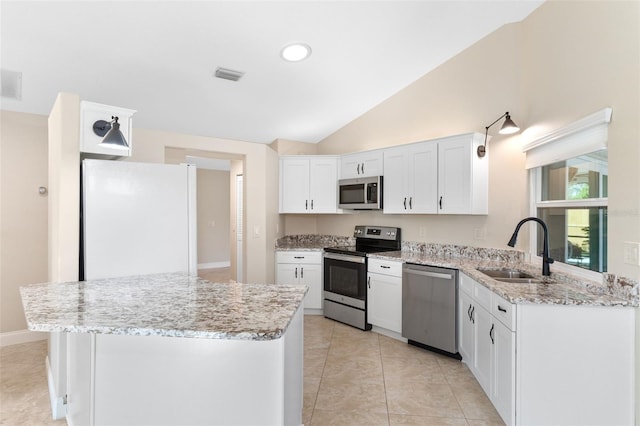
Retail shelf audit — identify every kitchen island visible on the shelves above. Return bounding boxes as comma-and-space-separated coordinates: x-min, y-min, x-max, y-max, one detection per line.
20, 272, 307, 426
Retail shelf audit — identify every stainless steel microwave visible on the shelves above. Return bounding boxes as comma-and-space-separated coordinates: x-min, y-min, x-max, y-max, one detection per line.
338, 176, 383, 210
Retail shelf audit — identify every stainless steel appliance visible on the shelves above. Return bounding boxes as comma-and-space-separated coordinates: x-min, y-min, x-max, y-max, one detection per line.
324, 225, 401, 330
402, 263, 460, 358
338, 176, 383, 210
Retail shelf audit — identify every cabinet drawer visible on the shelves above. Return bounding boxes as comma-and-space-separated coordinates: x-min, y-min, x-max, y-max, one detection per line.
368, 258, 402, 277
276, 251, 322, 264
492, 293, 516, 331
473, 281, 493, 312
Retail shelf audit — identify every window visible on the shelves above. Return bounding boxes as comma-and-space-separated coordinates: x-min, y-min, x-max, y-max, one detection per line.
523, 108, 612, 277
534, 151, 608, 273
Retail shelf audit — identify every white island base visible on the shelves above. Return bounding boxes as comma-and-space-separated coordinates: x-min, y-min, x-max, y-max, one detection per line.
65, 307, 303, 426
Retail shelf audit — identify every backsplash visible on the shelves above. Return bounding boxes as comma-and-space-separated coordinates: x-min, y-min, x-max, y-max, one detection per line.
275, 234, 354, 249
401, 241, 524, 263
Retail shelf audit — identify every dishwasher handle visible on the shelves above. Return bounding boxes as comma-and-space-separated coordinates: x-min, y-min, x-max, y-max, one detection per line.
404, 268, 453, 280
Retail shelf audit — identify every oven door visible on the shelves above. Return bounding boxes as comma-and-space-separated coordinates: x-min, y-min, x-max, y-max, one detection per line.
323, 252, 367, 309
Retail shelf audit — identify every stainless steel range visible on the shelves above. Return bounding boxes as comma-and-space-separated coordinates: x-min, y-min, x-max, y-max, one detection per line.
323, 226, 401, 330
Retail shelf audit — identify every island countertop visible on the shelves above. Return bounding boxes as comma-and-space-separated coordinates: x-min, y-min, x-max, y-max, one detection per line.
20, 272, 307, 340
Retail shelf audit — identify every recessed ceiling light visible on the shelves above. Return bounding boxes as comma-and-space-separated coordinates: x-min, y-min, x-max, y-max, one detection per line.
281, 43, 311, 62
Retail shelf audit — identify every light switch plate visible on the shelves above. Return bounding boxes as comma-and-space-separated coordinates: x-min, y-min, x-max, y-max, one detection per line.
623, 241, 640, 266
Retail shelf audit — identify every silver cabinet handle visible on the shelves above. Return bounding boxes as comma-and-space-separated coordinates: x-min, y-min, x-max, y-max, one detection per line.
311, 200, 314, 210
367, 276, 371, 288
490, 323, 495, 344
361, 163, 364, 174
357, 164, 361, 175
409, 197, 412, 209
305, 200, 308, 210
498, 305, 507, 313
301, 267, 304, 278
380, 265, 391, 269
294, 256, 305, 259
294, 267, 298, 279
404, 197, 407, 209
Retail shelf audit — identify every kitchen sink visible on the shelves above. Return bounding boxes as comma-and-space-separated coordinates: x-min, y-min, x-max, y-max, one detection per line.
477, 268, 543, 283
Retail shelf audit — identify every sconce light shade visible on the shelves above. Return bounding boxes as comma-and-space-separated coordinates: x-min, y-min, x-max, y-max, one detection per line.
499, 113, 520, 135
477, 111, 520, 157
97, 116, 129, 148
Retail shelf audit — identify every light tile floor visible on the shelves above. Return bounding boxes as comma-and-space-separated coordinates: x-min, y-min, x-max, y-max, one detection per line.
303, 315, 504, 426
1, 270, 503, 426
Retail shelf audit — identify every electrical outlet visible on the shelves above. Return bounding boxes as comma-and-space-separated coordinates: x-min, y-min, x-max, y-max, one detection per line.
623, 241, 640, 266
253, 225, 260, 238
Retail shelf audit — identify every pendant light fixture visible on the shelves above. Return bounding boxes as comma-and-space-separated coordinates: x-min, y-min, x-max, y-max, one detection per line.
477, 111, 520, 157
93, 116, 129, 148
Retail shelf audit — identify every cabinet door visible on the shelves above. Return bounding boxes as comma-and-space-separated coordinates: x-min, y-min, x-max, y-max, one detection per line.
408, 142, 438, 213
340, 151, 383, 179
474, 305, 492, 396
438, 137, 472, 214
309, 158, 337, 213
299, 264, 322, 310
491, 320, 515, 426
360, 151, 383, 177
280, 158, 310, 213
382, 147, 409, 214
275, 263, 299, 285
458, 291, 475, 365
367, 272, 402, 333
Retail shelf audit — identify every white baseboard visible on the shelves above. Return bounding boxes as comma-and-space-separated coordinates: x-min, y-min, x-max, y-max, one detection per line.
0, 329, 48, 347
198, 261, 230, 270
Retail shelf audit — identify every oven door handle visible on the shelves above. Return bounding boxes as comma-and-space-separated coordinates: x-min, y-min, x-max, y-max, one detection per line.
323, 252, 366, 264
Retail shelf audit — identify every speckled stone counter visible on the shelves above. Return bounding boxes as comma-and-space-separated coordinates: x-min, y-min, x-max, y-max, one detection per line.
20, 272, 307, 340
275, 234, 354, 251
370, 250, 636, 307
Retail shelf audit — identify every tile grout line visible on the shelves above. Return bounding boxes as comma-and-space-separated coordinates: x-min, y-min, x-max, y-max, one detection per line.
308, 319, 334, 425
378, 334, 392, 426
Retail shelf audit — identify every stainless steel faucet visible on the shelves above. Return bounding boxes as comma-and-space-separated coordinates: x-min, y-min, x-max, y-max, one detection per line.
507, 217, 554, 276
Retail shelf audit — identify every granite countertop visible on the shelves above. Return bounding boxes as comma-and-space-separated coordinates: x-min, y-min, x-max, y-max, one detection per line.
20, 272, 307, 340
370, 251, 635, 307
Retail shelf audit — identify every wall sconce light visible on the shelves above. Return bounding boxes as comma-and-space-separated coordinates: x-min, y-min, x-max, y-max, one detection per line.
477, 111, 519, 157
93, 116, 129, 148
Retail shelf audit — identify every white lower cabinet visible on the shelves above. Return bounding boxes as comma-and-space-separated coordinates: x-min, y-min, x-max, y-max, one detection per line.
276, 251, 323, 312
367, 258, 402, 333
459, 272, 634, 426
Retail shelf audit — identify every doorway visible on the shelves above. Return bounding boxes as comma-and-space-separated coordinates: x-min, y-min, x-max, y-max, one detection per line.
165, 148, 244, 283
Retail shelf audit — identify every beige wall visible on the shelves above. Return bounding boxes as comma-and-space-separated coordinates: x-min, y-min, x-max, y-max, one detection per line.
196, 168, 231, 265
0, 111, 49, 333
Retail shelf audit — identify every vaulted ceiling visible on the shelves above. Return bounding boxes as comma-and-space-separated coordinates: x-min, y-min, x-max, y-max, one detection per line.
1, 1, 543, 144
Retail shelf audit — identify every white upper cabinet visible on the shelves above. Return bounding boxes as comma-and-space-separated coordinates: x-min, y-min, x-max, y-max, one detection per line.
437, 133, 488, 215
279, 156, 338, 213
383, 133, 488, 215
383, 141, 438, 214
339, 150, 383, 179
80, 101, 136, 158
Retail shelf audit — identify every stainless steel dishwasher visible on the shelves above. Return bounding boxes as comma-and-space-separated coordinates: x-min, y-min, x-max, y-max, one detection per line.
402, 263, 460, 359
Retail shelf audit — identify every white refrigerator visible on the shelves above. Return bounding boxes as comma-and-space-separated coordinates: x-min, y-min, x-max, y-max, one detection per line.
48, 159, 197, 419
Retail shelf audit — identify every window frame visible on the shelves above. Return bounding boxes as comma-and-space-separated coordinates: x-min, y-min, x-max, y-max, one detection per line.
529, 166, 607, 281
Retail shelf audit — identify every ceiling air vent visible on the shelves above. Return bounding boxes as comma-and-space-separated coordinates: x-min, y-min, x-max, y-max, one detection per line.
1, 69, 23, 100
214, 67, 244, 82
